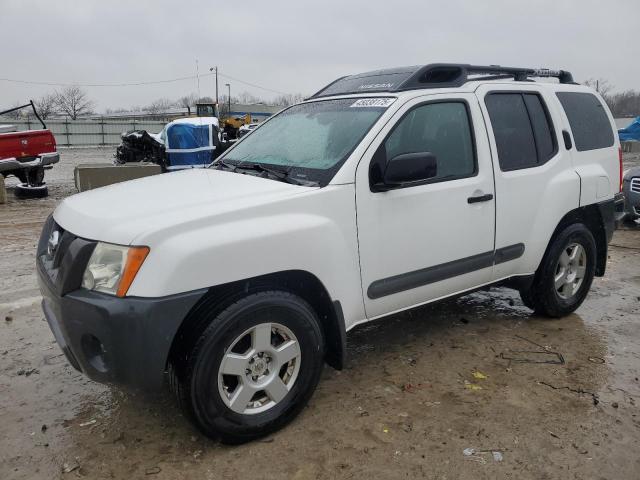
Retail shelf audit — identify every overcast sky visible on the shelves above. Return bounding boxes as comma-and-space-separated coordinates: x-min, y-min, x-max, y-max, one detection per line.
1, 0, 638, 111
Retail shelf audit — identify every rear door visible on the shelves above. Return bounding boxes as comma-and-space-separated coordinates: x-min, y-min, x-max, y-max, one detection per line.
355, 93, 496, 319
476, 84, 581, 279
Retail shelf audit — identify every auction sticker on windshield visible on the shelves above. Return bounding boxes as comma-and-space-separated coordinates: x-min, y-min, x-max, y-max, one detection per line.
350, 98, 396, 108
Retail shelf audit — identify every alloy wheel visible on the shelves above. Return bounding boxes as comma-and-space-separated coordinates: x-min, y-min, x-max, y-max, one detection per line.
217, 322, 301, 415
554, 242, 587, 300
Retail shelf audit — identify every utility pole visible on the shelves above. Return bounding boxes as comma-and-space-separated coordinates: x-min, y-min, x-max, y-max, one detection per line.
209, 66, 218, 105
196, 59, 201, 99
225, 83, 231, 119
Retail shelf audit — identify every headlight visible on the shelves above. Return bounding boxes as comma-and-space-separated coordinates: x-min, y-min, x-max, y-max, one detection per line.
81, 242, 150, 297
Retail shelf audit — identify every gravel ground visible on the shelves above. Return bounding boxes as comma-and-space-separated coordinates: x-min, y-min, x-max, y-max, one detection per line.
1, 148, 640, 480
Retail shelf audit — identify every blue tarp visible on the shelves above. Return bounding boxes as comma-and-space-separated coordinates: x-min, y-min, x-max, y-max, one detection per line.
619, 117, 640, 142
166, 123, 212, 168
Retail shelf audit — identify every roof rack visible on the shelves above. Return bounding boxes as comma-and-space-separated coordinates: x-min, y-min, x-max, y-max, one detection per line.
310, 63, 576, 99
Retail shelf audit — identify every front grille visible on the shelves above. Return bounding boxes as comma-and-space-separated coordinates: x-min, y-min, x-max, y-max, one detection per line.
38, 218, 76, 280
631, 178, 640, 194
37, 215, 95, 295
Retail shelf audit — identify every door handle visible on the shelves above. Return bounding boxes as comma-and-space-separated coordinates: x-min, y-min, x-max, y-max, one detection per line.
467, 193, 494, 204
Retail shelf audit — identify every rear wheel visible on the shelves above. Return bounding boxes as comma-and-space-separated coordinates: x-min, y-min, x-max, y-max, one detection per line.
519, 223, 596, 317
173, 291, 325, 443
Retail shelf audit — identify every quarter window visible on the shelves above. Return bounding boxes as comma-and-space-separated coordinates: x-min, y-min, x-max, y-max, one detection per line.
556, 92, 614, 151
485, 93, 557, 171
382, 102, 476, 182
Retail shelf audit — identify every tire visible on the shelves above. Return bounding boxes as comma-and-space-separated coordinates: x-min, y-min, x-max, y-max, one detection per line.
518, 287, 536, 310
174, 291, 325, 443
14, 182, 48, 199
27, 167, 45, 185
519, 223, 596, 317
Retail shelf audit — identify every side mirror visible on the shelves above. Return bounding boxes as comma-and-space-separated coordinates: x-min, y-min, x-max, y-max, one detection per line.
378, 152, 437, 190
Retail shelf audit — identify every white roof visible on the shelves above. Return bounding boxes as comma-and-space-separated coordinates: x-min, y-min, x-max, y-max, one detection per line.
169, 116, 219, 128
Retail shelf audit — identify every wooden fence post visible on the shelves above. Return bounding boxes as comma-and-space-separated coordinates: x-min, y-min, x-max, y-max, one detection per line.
65, 118, 70, 147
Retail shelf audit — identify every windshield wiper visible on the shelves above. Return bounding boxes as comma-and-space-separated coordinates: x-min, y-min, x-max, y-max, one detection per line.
235, 162, 316, 186
213, 159, 318, 186
212, 159, 238, 171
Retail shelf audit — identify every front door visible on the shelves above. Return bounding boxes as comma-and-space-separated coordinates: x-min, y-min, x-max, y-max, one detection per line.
355, 93, 496, 319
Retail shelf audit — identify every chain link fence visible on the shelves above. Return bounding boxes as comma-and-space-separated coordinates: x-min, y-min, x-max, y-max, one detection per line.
1, 118, 167, 146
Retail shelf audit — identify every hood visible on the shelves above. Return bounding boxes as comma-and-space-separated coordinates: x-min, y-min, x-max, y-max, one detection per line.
54, 169, 315, 245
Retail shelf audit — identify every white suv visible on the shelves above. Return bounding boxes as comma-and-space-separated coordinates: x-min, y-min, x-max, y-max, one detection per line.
37, 64, 623, 442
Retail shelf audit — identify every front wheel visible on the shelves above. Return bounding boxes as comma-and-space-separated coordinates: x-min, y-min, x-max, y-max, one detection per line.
174, 291, 325, 443
519, 223, 596, 317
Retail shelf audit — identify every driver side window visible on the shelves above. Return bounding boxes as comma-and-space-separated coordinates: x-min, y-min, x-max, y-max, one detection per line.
384, 102, 476, 181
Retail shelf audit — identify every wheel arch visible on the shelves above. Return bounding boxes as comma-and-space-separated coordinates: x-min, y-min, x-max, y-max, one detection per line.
541, 204, 608, 277
167, 270, 347, 376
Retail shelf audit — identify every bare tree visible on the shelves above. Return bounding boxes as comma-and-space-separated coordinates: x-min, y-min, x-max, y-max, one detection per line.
606, 90, 640, 117
4, 102, 26, 119
144, 98, 174, 114
55, 86, 94, 119
236, 91, 262, 105
218, 94, 238, 117
34, 93, 58, 119
271, 93, 306, 106
177, 92, 198, 114
583, 78, 614, 99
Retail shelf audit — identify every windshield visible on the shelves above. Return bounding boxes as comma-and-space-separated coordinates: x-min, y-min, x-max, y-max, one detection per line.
217, 97, 394, 186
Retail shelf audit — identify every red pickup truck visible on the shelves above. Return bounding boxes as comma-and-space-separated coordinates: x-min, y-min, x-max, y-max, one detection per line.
0, 101, 59, 198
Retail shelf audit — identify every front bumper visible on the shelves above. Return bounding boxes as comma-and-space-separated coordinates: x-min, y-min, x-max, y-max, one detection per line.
36, 216, 206, 390
623, 188, 640, 218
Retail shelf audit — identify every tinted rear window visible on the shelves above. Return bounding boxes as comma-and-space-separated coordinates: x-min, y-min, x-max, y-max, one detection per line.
556, 92, 614, 151
524, 94, 556, 161
485, 93, 557, 171
485, 93, 538, 170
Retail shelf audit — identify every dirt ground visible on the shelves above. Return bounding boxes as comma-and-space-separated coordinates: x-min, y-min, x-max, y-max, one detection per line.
1, 148, 640, 480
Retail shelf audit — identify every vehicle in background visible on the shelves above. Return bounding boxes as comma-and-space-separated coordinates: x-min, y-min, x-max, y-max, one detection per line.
237, 122, 260, 138
222, 113, 252, 139
156, 117, 224, 170
622, 167, 640, 223
114, 130, 165, 165
115, 117, 227, 171
0, 101, 59, 198
38, 63, 622, 443
195, 101, 254, 140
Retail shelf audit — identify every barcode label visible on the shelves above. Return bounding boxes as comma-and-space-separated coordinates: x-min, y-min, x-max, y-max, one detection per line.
350, 98, 396, 108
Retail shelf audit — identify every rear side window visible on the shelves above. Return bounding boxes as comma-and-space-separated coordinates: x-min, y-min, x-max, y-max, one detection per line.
556, 92, 614, 151
485, 93, 557, 171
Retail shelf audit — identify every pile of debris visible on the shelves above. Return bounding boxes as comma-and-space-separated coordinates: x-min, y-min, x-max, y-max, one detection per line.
114, 130, 164, 165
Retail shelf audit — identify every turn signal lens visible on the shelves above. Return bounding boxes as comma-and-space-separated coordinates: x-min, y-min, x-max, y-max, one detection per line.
116, 246, 150, 297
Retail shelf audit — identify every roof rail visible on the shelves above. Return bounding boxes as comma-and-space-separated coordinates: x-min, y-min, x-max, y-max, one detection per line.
310, 63, 576, 99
